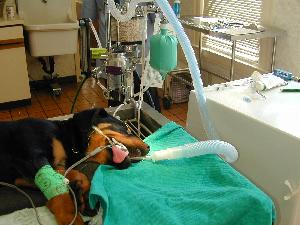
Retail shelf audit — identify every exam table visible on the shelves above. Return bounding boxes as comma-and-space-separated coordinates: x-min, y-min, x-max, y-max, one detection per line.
0, 103, 275, 225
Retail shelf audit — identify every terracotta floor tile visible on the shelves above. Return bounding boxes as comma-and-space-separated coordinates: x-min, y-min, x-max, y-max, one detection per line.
57, 102, 72, 108
0, 117, 12, 121
45, 109, 63, 118
59, 106, 73, 115
175, 112, 187, 121
0, 110, 11, 117
39, 99, 57, 106
41, 104, 60, 112
12, 115, 28, 120
75, 97, 89, 104
2, 77, 188, 124
76, 102, 92, 108
165, 113, 181, 122
89, 101, 106, 108
171, 105, 187, 115
0, 112, 12, 120
161, 109, 173, 117
10, 108, 28, 117
28, 111, 47, 119
76, 105, 93, 112
26, 105, 45, 113
176, 120, 186, 128
53, 97, 71, 104
36, 94, 54, 102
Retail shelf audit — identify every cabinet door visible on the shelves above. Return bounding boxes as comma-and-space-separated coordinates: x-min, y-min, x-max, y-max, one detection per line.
0, 45, 31, 103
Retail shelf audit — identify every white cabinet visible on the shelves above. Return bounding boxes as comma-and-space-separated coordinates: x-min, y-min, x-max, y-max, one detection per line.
186, 81, 300, 225
0, 24, 31, 106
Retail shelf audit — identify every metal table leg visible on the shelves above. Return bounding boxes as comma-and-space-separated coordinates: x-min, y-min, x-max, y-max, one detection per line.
198, 35, 202, 70
230, 40, 236, 81
271, 37, 277, 72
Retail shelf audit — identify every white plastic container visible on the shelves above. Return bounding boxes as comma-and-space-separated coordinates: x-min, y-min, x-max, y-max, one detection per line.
24, 22, 79, 57
17, 0, 79, 57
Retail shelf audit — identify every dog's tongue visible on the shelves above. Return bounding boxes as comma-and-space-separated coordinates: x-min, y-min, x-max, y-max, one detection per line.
112, 145, 129, 163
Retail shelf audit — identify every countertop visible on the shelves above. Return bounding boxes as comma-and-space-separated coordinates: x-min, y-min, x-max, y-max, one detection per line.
180, 16, 285, 41
204, 78, 300, 139
0, 17, 24, 27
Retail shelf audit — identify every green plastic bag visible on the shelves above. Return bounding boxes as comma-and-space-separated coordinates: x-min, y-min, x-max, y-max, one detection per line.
150, 28, 178, 79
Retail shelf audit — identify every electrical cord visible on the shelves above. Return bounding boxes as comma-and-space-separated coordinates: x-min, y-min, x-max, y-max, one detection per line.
70, 75, 89, 114
0, 181, 43, 225
64, 145, 110, 177
0, 182, 78, 225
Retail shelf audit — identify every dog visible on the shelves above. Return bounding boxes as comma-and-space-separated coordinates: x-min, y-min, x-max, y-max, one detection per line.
0, 108, 149, 225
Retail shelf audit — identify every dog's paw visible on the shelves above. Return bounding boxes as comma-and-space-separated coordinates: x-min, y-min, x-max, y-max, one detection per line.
65, 170, 91, 212
69, 180, 85, 212
65, 170, 90, 193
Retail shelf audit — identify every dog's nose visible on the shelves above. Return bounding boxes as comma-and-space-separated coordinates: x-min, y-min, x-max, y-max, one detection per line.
145, 144, 150, 153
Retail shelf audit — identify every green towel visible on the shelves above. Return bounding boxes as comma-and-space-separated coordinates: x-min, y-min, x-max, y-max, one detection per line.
89, 122, 276, 225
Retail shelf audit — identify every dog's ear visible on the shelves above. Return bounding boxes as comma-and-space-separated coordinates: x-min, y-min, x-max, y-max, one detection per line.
71, 108, 108, 150
96, 108, 108, 118
72, 108, 108, 128
73, 108, 97, 129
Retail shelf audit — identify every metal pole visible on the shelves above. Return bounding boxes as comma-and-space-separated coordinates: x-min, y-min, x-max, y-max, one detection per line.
230, 40, 236, 81
105, 0, 112, 50
271, 37, 277, 72
198, 34, 202, 71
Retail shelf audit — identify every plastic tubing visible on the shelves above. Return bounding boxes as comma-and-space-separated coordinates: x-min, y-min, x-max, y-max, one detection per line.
89, 20, 102, 48
155, 0, 218, 140
149, 141, 238, 163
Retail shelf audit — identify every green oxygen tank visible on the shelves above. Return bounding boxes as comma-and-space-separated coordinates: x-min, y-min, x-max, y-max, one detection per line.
150, 24, 178, 80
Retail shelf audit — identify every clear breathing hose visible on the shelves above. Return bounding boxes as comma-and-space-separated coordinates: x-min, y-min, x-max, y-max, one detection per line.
131, 140, 238, 163
154, 0, 218, 140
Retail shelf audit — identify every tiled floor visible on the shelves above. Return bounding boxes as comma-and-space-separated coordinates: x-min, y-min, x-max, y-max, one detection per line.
0, 78, 188, 127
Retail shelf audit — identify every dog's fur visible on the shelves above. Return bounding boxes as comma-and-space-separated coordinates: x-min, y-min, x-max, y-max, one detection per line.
0, 108, 149, 225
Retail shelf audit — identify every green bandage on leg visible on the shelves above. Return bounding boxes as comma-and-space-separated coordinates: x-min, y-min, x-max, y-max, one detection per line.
34, 165, 69, 200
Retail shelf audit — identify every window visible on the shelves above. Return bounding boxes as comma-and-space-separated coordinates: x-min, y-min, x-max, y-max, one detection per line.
202, 0, 262, 63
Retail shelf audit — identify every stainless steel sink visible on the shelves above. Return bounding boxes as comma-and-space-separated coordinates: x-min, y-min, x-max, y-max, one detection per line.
106, 102, 170, 139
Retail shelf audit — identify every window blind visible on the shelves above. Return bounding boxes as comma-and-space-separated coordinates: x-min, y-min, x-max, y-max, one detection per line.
202, 0, 262, 63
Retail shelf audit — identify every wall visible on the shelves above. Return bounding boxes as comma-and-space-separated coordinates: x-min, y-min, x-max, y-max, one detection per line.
179, 0, 300, 86
270, 0, 300, 76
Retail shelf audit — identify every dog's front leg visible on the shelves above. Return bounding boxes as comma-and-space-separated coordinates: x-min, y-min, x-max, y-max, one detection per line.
46, 193, 84, 225
65, 169, 91, 212
34, 164, 84, 225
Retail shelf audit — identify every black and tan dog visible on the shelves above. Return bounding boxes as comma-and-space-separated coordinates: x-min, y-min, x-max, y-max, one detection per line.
0, 108, 149, 225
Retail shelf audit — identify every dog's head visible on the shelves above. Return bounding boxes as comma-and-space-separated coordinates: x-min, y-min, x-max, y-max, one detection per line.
72, 108, 150, 169
71, 108, 150, 216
